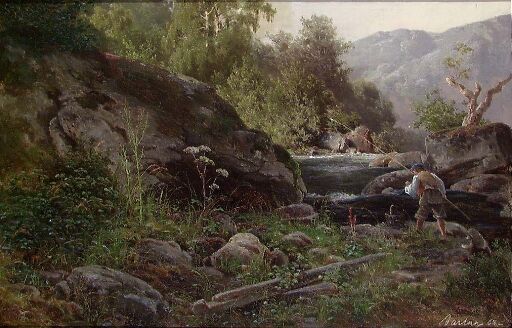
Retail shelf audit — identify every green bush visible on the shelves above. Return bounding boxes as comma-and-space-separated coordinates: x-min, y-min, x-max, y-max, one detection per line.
0, 151, 120, 262
445, 241, 512, 305
0, 3, 98, 51
412, 90, 466, 133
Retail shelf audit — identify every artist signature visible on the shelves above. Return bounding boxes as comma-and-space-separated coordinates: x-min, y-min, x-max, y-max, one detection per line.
439, 314, 506, 327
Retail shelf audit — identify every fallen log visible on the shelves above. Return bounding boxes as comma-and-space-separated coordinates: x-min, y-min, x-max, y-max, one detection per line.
283, 282, 338, 300
191, 252, 388, 315
306, 191, 511, 240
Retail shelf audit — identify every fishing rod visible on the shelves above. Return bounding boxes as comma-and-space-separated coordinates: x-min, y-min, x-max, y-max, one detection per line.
328, 118, 472, 222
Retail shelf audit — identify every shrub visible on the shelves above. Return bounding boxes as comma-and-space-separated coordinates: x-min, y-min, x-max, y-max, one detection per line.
412, 90, 466, 133
445, 240, 512, 305
0, 151, 120, 263
0, 3, 98, 51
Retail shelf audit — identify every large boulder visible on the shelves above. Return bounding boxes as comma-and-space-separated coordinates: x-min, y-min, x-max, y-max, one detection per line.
66, 265, 168, 323
426, 123, 512, 184
13, 51, 305, 206
210, 233, 269, 271
318, 126, 374, 153
362, 169, 413, 195
276, 203, 319, 223
135, 239, 192, 267
342, 126, 374, 153
388, 151, 424, 169
317, 132, 345, 152
369, 153, 397, 168
450, 174, 512, 204
281, 232, 313, 249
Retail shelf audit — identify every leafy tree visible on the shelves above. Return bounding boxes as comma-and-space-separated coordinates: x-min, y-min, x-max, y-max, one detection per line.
413, 90, 466, 133
443, 42, 473, 81
163, 0, 274, 83
351, 81, 395, 132
264, 15, 352, 100
88, 3, 169, 64
0, 2, 98, 51
219, 60, 325, 149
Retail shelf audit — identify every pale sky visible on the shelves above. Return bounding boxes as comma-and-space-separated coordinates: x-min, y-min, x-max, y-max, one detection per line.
258, 2, 510, 41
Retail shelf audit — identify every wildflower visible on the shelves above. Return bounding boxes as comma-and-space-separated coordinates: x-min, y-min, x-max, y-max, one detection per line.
199, 156, 215, 166
197, 145, 211, 153
215, 168, 229, 178
183, 146, 200, 154
209, 183, 220, 190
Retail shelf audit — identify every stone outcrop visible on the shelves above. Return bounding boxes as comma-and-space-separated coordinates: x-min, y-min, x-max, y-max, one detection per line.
450, 174, 512, 205
318, 126, 374, 153
342, 126, 374, 153
210, 233, 269, 271
66, 265, 168, 323
387, 151, 424, 169
281, 232, 313, 249
276, 203, 319, 223
362, 170, 413, 195
426, 123, 512, 185
369, 153, 397, 168
135, 239, 192, 267
369, 151, 423, 169
16, 51, 305, 206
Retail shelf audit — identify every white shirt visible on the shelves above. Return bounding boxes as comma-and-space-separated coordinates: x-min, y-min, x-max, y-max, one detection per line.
405, 172, 446, 198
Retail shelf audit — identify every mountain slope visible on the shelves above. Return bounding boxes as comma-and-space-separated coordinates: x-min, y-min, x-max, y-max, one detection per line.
346, 15, 512, 127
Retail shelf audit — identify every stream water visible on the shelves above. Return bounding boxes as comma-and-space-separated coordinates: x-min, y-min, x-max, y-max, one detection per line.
295, 154, 397, 195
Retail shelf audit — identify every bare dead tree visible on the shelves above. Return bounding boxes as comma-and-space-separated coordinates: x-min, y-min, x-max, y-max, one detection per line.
446, 73, 512, 126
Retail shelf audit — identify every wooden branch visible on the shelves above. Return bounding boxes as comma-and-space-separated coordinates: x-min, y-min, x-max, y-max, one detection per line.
191, 253, 389, 315
445, 76, 474, 101
478, 73, 512, 113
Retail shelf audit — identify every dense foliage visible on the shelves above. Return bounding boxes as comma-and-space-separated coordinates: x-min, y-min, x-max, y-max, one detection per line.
446, 241, 512, 305
0, 2, 98, 51
412, 90, 466, 133
87, 4, 395, 150
0, 151, 119, 262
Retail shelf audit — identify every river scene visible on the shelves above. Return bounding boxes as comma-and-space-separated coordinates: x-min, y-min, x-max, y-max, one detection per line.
0, 1, 510, 327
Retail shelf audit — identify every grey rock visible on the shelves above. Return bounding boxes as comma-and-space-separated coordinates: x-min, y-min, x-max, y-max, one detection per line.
66, 265, 168, 322
281, 232, 313, 248
426, 123, 512, 185
369, 152, 397, 168
423, 221, 468, 238
388, 151, 424, 169
135, 238, 192, 267
268, 249, 289, 267
121, 294, 160, 322
211, 233, 269, 271
362, 169, 413, 195
17, 51, 305, 206
276, 203, 319, 223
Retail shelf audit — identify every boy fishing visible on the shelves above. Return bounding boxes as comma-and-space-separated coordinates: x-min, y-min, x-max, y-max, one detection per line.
405, 163, 448, 238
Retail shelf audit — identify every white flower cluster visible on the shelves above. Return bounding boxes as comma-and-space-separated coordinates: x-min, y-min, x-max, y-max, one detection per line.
183, 145, 212, 154
215, 168, 229, 178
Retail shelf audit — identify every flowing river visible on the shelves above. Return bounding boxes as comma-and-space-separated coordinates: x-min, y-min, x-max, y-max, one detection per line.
294, 154, 397, 195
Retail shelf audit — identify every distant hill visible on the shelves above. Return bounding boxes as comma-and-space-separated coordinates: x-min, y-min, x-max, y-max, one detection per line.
346, 15, 512, 127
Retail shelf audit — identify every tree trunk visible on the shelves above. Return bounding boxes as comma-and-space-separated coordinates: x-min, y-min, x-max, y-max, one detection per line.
446, 73, 512, 127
